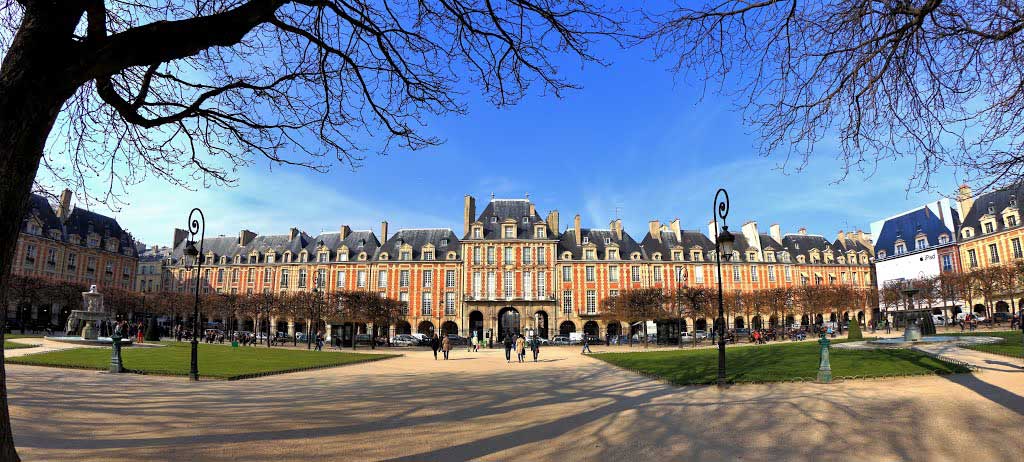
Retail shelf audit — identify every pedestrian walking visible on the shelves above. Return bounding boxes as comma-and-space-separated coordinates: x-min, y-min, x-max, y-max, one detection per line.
442, 335, 452, 360
503, 334, 514, 363
315, 331, 324, 351
430, 334, 440, 360
515, 334, 526, 363
531, 335, 540, 362
581, 335, 592, 354
467, 334, 474, 353
885, 320, 891, 334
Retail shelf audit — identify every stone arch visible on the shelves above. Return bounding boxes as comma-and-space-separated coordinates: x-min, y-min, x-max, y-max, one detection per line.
559, 320, 576, 336
417, 321, 435, 336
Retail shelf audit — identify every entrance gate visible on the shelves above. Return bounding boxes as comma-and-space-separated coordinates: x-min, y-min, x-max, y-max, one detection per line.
497, 307, 520, 342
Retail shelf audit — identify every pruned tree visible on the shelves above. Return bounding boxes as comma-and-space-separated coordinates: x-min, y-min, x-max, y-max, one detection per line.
601, 288, 667, 344
0, 2, 624, 457
647, 1, 1024, 191
670, 286, 713, 346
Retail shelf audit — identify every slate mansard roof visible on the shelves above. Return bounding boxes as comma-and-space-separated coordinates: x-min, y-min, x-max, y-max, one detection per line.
468, 199, 546, 240
640, 229, 714, 261
171, 229, 380, 264
873, 208, 956, 260
960, 183, 1024, 238
558, 228, 644, 260
22, 192, 138, 257
375, 229, 461, 261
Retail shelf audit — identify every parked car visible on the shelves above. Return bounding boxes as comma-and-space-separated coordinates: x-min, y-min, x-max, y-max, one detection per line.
390, 334, 417, 346
693, 330, 708, 339
552, 335, 570, 345
409, 333, 430, 345
932, 314, 947, 326
446, 334, 467, 346
993, 312, 1013, 323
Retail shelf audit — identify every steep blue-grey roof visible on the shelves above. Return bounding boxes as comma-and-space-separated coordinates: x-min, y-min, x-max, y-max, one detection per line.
874, 206, 954, 259
466, 199, 545, 240
558, 228, 644, 260
375, 229, 460, 261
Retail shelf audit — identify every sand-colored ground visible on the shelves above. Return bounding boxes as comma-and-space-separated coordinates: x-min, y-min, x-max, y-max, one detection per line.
4, 337, 1024, 461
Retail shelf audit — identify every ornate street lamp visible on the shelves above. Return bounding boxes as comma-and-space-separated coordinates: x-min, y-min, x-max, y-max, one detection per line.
712, 189, 735, 387
182, 208, 205, 382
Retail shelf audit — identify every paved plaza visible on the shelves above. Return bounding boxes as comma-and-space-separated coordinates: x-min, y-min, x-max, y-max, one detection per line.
5, 339, 1024, 461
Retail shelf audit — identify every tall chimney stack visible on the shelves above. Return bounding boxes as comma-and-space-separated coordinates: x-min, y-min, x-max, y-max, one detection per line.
339, 225, 351, 240
615, 219, 623, 240
669, 218, 681, 242
574, 214, 582, 245
769, 224, 782, 244
837, 230, 846, 243
707, 220, 717, 243
547, 210, 559, 237
649, 220, 661, 242
56, 188, 72, 220
957, 184, 975, 217
289, 227, 300, 241
238, 229, 256, 246
798, 227, 807, 236
172, 228, 189, 249
381, 220, 389, 244
463, 195, 476, 236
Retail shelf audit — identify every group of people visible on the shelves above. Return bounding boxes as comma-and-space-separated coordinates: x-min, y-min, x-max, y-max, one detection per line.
503, 333, 540, 363
428, 334, 454, 360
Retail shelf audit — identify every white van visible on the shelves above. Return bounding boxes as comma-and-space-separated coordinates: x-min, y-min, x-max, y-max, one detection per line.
932, 315, 946, 326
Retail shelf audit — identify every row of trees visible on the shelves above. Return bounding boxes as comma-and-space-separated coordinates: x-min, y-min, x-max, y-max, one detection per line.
601, 285, 877, 338
879, 262, 1024, 321
5, 275, 409, 347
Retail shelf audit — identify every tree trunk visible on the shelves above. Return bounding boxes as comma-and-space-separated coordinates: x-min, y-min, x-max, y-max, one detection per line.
1, 8, 84, 460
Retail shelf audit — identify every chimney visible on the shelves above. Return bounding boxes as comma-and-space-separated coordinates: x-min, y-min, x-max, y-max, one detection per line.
172, 228, 188, 249
615, 219, 623, 240
339, 225, 351, 240
463, 195, 476, 236
837, 230, 846, 243
547, 210, 559, 237
769, 224, 782, 243
649, 220, 662, 242
289, 227, 300, 241
669, 218, 681, 242
529, 203, 536, 219
798, 227, 807, 236
741, 221, 760, 249
957, 184, 974, 217
707, 220, 717, 243
381, 220, 389, 244
56, 188, 72, 220
238, 229, 256, 246
574, 214, 582, 246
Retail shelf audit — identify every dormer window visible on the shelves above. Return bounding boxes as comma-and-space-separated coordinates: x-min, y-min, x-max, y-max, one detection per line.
447, 251, 457, 260
299, 252, 308, 263
358, 252, 367, 261
915, 237, 927, 250
441, 238, 449, 246
652, 252, 662, 261
631, 252, 642, 261
503, 225, 515, 239
522, 217, 529, 224
691, 250, 703, 261
400, 250, 411, 261
582, 236, 589, 244
423, 250, 434, 261
584, 249, 595, 260
267, 253, 276, 264
379, 252, 389, 261
878, 250, 887, 259
1009, 215, 1019, 227
895, 242, 906, 255
284, 252, 292, 263
234, 256, 241, 264
490, 217, 498, 223
472, 226, 483, 239
797, 255, 806, 263
607, 249, 619, 260
605, 238, 611, 245
318, 252, 329, 263
337, 250, 348, 262
938, 234, 949, 245
988, 203, 996, 214
984, 222, 994, 234
962, 227, 974, 239
766, 252, 775, 262
534, 227, 546, 239
220, 256, 227, 264
562, 251, 573, 260
1011, 195, 1018, 207
672, 250, 682, 261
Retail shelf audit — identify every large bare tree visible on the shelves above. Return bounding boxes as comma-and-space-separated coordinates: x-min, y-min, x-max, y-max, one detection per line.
0, 1, 622, 459
647, 1, 1024, 191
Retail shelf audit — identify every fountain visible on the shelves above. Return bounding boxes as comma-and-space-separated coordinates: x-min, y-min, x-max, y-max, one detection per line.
45, 285, 133, 346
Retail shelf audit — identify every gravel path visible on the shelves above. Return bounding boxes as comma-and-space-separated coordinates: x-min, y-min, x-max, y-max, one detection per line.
5, 341, 1023, 461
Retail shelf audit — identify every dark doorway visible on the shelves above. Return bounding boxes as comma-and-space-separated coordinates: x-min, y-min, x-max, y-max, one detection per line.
559, 321, 576, 336
395, 321, 412, 335
996, 301, 1010, 312
583, 320, 600, 337
469, 311, 484, 341
733, 317, 745, 329
497, 307, 520, 341
607, 321, 622, 339
417, 321, 434, 336
534, 311, 549, 338
441, 321, 458, 336
752, 315, 763, 330
695, 318, 708, 331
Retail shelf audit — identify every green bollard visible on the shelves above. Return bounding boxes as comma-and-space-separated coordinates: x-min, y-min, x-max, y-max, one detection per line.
817, 332, 832, 383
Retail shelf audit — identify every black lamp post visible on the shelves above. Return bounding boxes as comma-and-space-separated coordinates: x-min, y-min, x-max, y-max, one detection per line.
182, 208, 205, 382
712, 188, 736, 387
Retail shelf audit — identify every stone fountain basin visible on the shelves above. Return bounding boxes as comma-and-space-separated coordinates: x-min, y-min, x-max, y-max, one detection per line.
44, 336, 138, 347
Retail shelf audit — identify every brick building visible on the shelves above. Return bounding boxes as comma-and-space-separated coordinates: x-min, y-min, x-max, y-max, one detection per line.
164, 195, 875, 341
9, 189, 139, 328
956, 183, 1024, 315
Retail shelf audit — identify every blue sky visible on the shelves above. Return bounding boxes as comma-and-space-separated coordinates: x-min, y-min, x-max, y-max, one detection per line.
80, 29, 963, 247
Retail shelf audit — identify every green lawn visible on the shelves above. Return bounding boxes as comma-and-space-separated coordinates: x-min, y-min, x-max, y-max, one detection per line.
947, 330, 1023, 358
591, 341, 969, 385
4, 341, 38, 350
8, 342, 397, 379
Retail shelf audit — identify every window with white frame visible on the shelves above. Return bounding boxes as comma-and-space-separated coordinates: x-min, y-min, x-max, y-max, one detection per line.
503, 225, 514, 238
767, 265, 775, 282
421, 292, 432, 316
584, 249, 595, 260
942, 254, 953, 271
523, 271, 532, 298
915, 237, 927, 250
487, 271, 496, 298
399, 292, 409, 313
732, 265, 741, 282
335, 270, 345, 288
562, 266, 572, 282
504, 246, 513, 264
357, 270, 366, 288
562, 290, 573, 315
537, 272, 547, 298
631, 265, 640, 282
989, 243, 1000, 263
750, 265, 758, 282
423, 269, 433, 288
784, 266, 792, 282
694, 265, 704, 283
423, 250, 434, 261
586, 266, 595, 282
298, 269, 307, 288
377, 270, 387, 288
445, 270, 456, 287
523, 247, 532, 264
472, 271, 482, 298
445, 292, 455, 315
487, 247, 495, 264
316, 269, 326, 288
968, 249, 978, 268
1013, 238, 1023, 259
586, 290, 596, 314
503, 271, 513, 297
653, 266, 663, 282
538, 247, 546, 263
609, 265, 619, 282
281, 269, 290, 288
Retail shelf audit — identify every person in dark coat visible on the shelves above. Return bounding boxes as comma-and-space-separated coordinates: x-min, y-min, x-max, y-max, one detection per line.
430, 334, 441, 360
503, 333, 514, 363
531, 334, 541, 362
